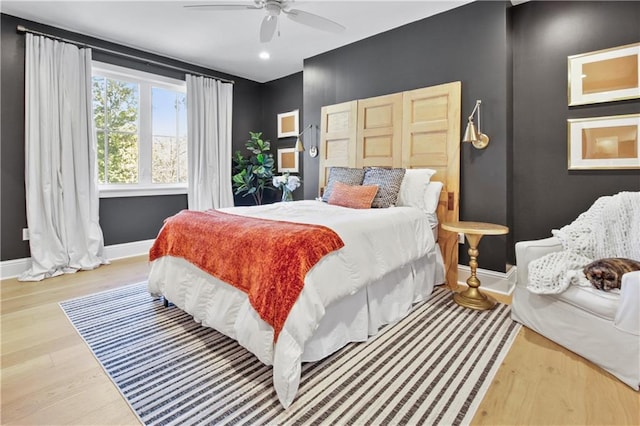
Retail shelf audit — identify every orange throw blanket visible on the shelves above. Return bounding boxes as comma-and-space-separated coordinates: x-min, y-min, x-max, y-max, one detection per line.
149, 210, 344, 341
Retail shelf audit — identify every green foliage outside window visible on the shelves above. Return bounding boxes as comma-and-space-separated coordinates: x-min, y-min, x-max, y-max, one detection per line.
151, 89, 187, 184
152, 135, 187, 184
93, 77, 139, 184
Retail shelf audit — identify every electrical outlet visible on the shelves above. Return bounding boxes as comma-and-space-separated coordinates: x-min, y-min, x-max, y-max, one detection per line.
458, 233, 465, 244
22, 228, 29, 241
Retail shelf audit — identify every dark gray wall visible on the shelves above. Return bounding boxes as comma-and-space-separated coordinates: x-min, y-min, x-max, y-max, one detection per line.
303, 1, 512, 271
511, 1, 640, 246
232, 72, 304, 206
0, 13, 262, 259
262, 72, 304, 202
99, 195, 187, 245
0, 16, 28, 260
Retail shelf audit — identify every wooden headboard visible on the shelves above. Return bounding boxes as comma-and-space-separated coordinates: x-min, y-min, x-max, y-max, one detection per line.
319, 81, 461, 288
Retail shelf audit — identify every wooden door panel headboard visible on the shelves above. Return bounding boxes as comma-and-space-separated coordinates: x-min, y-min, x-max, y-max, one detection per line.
357, 93, 403, 169
320, 81, 461, 288
319, 100, 357, 189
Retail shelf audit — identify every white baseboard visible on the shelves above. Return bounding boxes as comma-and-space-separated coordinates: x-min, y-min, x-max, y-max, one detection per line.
457, 264, 517, 296
0, 239, 155, 281
103, 239, 155, 261
0, 258, 32, 281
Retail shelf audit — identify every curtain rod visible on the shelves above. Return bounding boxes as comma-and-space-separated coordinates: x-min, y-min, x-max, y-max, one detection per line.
16, 25, 235, 85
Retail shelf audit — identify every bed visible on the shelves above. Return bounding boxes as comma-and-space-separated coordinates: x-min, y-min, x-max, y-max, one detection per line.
148, 81, 462, 408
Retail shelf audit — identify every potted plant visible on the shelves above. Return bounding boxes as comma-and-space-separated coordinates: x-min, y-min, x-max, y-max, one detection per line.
232, 131, 275, 205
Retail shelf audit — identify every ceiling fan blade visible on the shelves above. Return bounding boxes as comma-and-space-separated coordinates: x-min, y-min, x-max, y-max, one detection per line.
284, 9, 345, 33
260, 15, 278, 43
183, 3, 260, 11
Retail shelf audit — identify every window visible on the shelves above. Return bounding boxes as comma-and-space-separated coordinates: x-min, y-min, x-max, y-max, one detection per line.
92, 62, 187, 197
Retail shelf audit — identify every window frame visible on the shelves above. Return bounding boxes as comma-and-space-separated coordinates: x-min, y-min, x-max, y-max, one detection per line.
92, 61, 188, 198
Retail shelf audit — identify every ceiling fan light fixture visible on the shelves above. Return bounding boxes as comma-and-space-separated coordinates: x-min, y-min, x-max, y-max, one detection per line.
187, 0, 345, 43
264, 2, 281, 16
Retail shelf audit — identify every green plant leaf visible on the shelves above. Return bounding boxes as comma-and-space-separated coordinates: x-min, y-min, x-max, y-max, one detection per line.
232, 131, 276, 205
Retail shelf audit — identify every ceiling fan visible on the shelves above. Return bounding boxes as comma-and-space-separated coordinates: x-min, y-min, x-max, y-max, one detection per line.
184, 1, 346, 43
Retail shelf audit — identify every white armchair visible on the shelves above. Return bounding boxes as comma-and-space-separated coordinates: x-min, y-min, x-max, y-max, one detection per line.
512, 236, 640, 390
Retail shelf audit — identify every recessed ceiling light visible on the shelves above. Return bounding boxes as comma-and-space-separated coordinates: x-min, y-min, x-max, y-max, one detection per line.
259, 51, 270, 60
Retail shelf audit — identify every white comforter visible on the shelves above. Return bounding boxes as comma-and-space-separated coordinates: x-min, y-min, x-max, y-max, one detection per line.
148, 200, 437, 407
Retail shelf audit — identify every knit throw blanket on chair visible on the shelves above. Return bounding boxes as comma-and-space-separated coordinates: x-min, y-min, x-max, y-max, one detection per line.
527, 192, 640, 294
149, 209, 345, 341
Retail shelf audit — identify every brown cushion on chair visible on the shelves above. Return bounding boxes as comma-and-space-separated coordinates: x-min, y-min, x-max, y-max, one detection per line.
584, 258, 640, 291
328, 182, 378, 209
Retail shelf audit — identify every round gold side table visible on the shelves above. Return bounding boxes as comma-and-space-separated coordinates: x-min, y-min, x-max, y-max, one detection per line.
441, 221, 509, 311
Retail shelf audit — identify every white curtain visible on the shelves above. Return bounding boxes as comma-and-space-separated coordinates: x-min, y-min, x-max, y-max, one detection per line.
186, 74, 234, 211
20, 34, 106, 281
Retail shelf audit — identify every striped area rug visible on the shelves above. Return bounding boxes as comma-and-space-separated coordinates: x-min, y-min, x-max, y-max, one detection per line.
60, 282, 520, 426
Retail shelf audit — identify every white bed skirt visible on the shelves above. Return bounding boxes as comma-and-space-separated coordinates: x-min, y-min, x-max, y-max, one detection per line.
148, 251, 444, 406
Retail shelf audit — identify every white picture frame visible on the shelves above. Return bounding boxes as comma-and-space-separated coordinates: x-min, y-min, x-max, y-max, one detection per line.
568, 42, 640, 106
277, 109, 299, 138
277, 147, 299, 173
567, 114, 640, 170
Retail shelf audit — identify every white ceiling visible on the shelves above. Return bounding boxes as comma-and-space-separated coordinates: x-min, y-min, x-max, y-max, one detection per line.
1, 0, 473, 83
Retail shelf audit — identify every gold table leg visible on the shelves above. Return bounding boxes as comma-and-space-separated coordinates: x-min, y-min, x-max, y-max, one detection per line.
453, 233, 496, 310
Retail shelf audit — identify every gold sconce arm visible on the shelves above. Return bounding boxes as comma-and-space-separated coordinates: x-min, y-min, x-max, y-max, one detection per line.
462, 100, 489, 149
294, 124, 314, 152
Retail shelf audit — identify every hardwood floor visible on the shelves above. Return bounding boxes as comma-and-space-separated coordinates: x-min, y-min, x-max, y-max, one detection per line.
1, 257, 147, 426
1, 256, 638, 425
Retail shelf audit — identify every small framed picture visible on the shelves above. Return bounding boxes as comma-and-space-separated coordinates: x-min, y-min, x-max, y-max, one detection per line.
568, 42, 640, 106
277, 147, 299, 173
277, 109, 299, 138
567, 114, 640, 170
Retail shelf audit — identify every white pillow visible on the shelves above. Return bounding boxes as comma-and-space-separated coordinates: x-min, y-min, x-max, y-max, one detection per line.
396, 168, 436, 210
424, 181, 443, 214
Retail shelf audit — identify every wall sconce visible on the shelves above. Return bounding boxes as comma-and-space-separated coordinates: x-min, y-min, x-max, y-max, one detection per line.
295, 124, 318, 157
462, 100, 490, 149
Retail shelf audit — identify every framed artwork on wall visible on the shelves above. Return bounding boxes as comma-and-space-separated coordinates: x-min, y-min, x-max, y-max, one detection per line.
568, 42, 640, 106
567, 114, 640, 170
277, 147, 299, 173
277, 109, 299, 138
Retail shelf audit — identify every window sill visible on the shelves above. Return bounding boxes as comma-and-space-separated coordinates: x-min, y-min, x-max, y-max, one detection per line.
99, 185, 188, 198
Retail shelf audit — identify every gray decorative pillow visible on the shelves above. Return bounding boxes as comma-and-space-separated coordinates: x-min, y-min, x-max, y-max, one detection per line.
363, 168, 406, 208
322, 167, 366, 202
